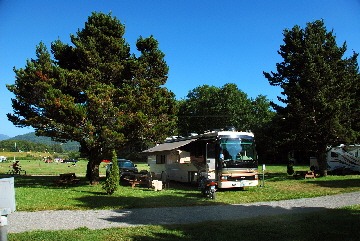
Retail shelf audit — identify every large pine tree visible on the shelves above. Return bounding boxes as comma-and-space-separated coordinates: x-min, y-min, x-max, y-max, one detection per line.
7, 12, 177, 184
264, 20, 360, 176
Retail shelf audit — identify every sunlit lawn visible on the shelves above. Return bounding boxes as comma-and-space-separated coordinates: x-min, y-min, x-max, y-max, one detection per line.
3, 160, 360, 240
1, 161, 359, 211
0, 158, 108, 176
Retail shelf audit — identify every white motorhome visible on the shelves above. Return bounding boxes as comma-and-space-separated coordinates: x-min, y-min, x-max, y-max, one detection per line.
310, 145, 360, 173
141, 129, 258, 189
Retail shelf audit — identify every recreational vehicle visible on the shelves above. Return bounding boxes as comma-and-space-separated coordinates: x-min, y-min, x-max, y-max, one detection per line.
310, 144, 360, 173
141, 129, 258, 189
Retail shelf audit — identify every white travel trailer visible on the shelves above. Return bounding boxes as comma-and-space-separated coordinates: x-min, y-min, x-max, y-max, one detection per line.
327, 145, 360, 172
141, 129, 258, 189
310, 145, 360, 173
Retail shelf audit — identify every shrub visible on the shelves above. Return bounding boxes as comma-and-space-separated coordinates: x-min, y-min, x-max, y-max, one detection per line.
102, 150, 120, 195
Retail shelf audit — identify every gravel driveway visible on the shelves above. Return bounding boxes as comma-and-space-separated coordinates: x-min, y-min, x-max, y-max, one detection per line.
7, 191, 360, 233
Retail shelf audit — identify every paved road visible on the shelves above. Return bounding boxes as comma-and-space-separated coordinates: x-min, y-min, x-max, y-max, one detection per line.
7, 191, 360, 233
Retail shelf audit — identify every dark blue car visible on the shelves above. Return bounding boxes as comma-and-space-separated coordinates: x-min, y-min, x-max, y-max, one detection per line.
63, 159, 78, 163
106, 159, 138, 177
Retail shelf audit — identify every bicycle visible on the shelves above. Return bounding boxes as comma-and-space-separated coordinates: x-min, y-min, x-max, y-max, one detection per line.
7, 168, 27, 175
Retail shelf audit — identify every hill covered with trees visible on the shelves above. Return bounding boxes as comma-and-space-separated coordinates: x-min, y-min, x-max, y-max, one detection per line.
4, 132, 80, 152
0, 134, 10, 141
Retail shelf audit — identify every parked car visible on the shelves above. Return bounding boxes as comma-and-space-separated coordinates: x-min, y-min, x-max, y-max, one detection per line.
106, 159, 138, 178
62, 159, 79, 163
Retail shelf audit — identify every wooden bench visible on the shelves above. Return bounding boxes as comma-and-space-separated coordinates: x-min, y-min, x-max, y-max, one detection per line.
53, 173, 80, 186
294, 171, 316, 179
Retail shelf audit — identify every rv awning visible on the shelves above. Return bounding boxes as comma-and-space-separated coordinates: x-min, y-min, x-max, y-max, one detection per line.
140, 138, 197, 156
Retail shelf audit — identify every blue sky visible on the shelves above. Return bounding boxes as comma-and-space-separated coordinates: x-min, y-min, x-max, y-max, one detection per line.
1, 0, 360, 137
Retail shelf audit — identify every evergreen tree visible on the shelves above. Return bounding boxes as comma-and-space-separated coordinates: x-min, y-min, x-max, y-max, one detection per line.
264, 20, 360, 176
102, 150, 119, 195
7, 12, 177, 184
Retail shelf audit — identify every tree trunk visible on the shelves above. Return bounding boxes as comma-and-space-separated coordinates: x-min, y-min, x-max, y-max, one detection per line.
286, 152, 294, 175
316, 151, 328, 177
86, 158, 101, 185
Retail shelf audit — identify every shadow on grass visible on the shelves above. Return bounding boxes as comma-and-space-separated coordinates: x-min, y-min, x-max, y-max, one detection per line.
74, 192, 224, 210
308, 178, 360, 188
164, 181, 199, 191
126, 208, 360, 241
77, 181, 215, 208
263, 173, 291, 181
8, 207, 360, 240
8, 175, 92, 189
10, 175, 201, 190
10, 175, 222, 210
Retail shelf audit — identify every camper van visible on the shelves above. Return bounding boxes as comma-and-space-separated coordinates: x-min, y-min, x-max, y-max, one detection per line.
141, 129, 258, 189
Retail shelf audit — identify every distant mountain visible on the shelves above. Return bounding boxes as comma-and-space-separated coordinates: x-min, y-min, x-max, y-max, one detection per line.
0, 134, 11, 141
9, 132, 80, 152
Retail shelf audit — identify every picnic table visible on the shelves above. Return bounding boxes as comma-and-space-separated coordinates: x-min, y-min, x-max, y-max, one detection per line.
53, 173, 80, 186
294, 170, 316, 179
124, 171, 152, 188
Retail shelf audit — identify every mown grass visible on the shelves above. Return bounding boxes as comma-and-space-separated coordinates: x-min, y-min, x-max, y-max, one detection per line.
0, 159, 108, 176
1, 161, 360, 211
0, 158, 150, 176
3, 160, 360, 240
8, 205, 360, 241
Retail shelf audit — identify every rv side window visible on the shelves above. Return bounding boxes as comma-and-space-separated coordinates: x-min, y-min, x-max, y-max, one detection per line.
156, 155, 166, 164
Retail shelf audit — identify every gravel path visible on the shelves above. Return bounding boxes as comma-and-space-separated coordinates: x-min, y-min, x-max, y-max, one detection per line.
7, 191, 360, 233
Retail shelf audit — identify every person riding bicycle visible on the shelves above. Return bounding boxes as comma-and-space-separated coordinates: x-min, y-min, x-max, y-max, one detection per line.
13, 161, 21, 173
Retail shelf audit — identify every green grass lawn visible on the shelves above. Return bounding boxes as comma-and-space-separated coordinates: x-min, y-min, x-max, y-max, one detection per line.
8, 205, 360, 241
1, 160, 359, 211
0, 158, 150, 176
2, 159, 360, 240
1, 159, 107, 176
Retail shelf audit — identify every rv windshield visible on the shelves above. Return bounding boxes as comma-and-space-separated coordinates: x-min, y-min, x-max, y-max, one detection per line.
219, 136, 257, 168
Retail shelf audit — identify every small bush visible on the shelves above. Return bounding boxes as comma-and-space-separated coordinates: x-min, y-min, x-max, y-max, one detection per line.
102, 150, 120, 195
